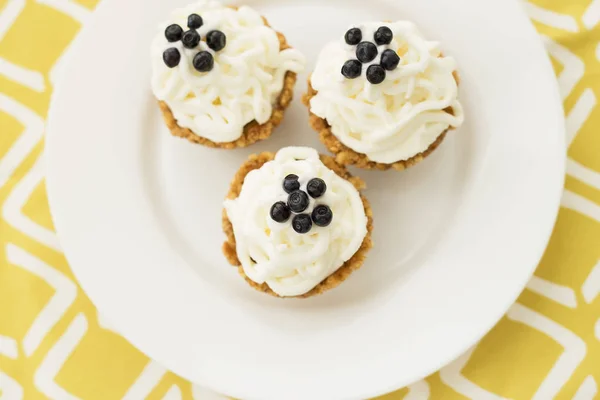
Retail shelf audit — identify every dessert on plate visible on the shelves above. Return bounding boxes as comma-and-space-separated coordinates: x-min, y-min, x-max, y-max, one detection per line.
151, 1, 305, 148
223, 147, 373, 298
303, 21, 464, 170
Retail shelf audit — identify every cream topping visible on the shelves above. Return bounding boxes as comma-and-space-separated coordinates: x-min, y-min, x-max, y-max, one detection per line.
224, 147, 368, 297
310, 21, 464, 163
151, 1, 305, 143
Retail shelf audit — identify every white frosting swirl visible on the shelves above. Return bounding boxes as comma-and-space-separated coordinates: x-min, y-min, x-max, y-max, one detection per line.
310, 21, 464, 163
224, 147, 368, 297
151, 1, 305, 143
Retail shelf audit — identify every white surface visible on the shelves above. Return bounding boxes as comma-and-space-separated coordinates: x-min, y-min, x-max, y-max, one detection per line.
44, 0, 565, 399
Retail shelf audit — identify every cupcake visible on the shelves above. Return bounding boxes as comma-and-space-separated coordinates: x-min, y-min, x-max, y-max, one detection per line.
303, 22, 464, 170
151, 1, 305, 148
223, 147, 373, 298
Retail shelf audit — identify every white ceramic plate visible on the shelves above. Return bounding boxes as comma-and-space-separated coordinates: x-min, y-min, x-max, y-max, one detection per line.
45, 0, 565, 398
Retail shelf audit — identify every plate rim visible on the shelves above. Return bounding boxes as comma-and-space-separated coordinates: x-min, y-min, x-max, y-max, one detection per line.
45, 0, 566, 398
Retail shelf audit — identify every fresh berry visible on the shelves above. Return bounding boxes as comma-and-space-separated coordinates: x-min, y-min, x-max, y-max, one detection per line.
380, 49, 400, 71
270, 201, 291, 223
374, 26, 393, 45
193, 51, 214, 72
165, 24, 183, 42
287, 190, 309, 213
311, 205, 333, 227
182, 30, 201, 49
344, 28, 362, 45
283, 174, 300, 194
307, 178, 327, 198
206, 30, 227, 52
341, 60, 362, 79
356, 42, 378, 63
292, 214, 312, 234
187, 14, 203, 29
163, 48, 181, 68
366, 64, 386, 84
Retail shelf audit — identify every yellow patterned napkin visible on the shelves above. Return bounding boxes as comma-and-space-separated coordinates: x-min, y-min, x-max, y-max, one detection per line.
1, 0, 599, 398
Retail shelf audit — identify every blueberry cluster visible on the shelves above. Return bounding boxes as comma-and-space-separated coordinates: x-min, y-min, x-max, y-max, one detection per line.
270, 175, 333, 234
162, 13, 227, 73
341, 26, 401, 84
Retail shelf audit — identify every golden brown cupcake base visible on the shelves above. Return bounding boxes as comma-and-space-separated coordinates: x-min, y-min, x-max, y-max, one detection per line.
302, 81, 451, 171
159, 23, 297, 149
222, 151, 374, 298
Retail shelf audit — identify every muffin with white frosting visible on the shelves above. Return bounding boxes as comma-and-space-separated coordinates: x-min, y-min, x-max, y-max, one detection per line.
151, 1, 305, 148
223, 147, 373, 298
303, 22, 464, 170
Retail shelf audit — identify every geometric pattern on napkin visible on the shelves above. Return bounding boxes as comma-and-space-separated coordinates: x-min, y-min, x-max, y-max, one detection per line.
0, 0, 598, 398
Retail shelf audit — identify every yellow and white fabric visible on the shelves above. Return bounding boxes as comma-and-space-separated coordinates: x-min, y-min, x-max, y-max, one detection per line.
0, 0, 599, 398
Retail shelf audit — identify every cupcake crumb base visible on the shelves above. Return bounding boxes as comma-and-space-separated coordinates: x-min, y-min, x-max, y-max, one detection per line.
222, 152, 374, 298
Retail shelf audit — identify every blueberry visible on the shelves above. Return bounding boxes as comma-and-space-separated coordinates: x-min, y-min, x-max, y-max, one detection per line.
292, 213, 312, 234
193, 51, 214, 72
366, 64, 386, 84
356, 42, 378, 63
341, 60, 362, 79
287, 190, 309, 213
206, 30, 227, 52
182, 30, 201, 49
311, 205, 333, 227
187, 14, 203, 29
373, 26, 394, 46
344, 28, 362, 45
306, 178, 326, 198
380, 49, 400, 71
374, 26, 393, 45
165, 24, 183, 42
162, 48, 181, 68
270, 201, 291, 223
283, 174, 300, 194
